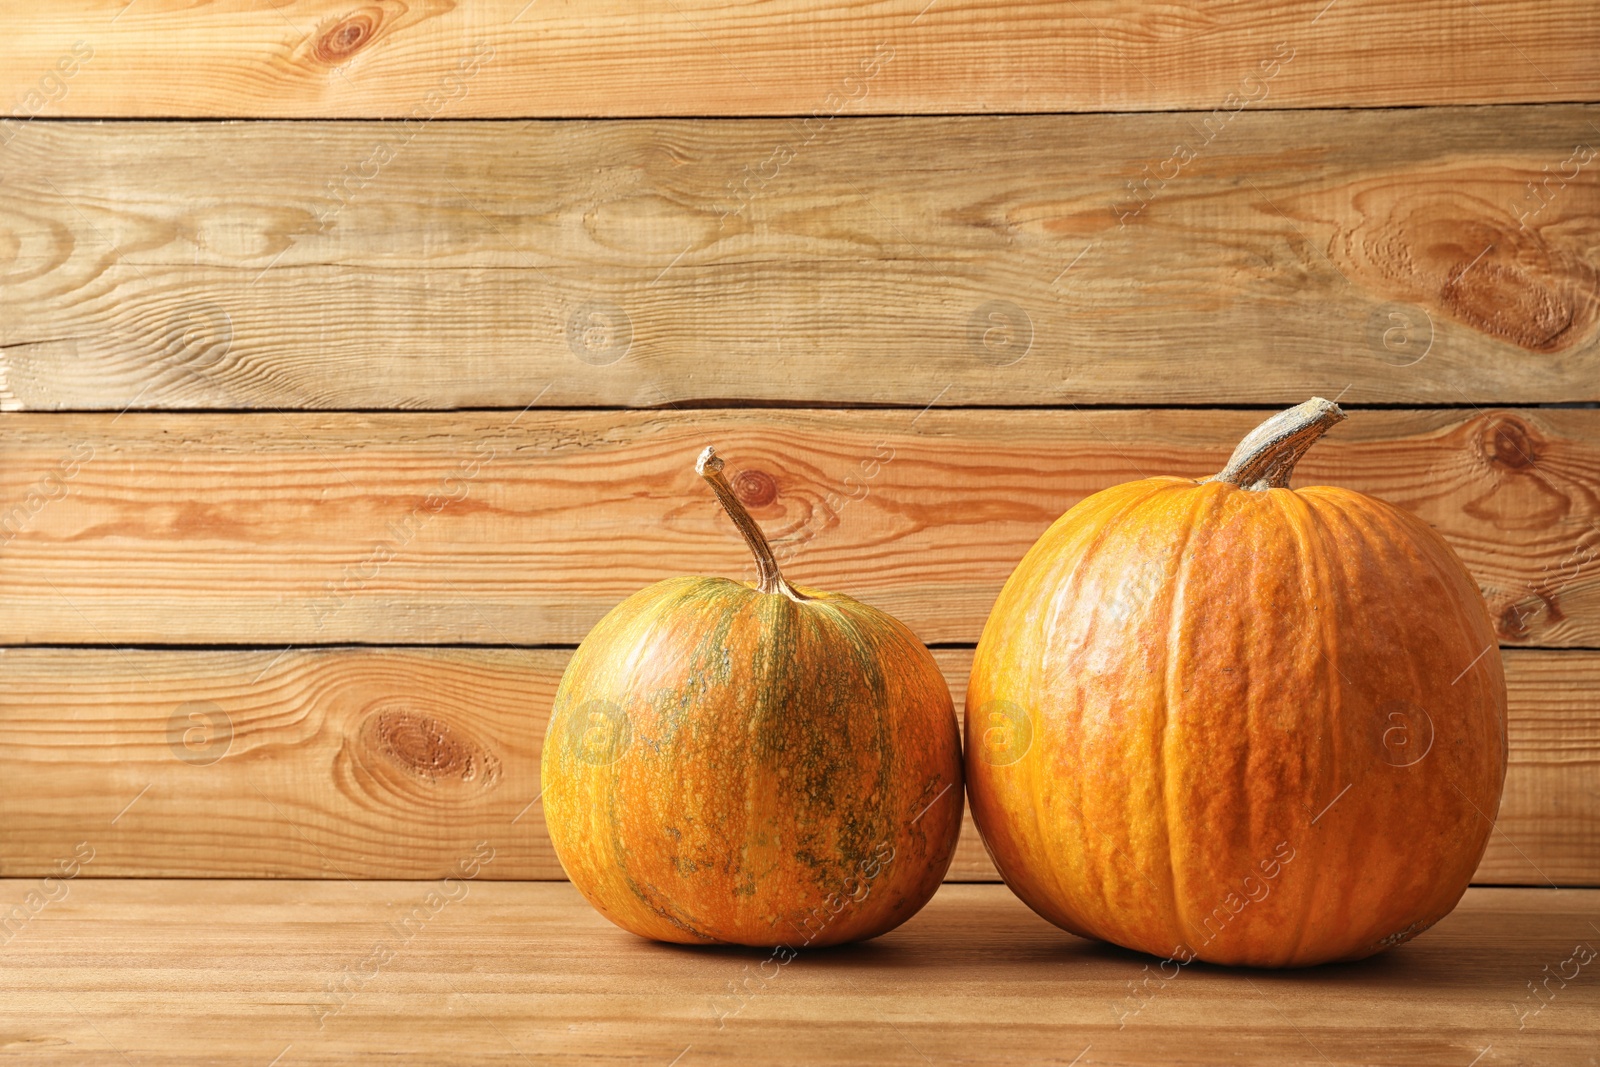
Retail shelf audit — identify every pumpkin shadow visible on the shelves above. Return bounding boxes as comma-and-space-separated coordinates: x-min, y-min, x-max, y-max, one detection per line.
620, 891, 1560, 996
1071, 937, 1416, 973
636, 937, 940, 968
630, 919, 1106, 972
1068, 932, 1535, 993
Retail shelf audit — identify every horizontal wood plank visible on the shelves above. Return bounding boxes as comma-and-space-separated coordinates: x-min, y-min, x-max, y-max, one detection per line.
0, 647, 1592, 885
1, 881, 1595, 1064
2, 109, 1599, 410
1, 408, 1595, 646
1, 2, 1596, 118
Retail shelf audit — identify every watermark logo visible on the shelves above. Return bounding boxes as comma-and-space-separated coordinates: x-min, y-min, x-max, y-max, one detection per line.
307, 440, 498, 630
0, 441, 94, 554
0, 40, 94, 150
560, 698, 631, 766
309, 841, 495, 1028
1512, 144, 1594, 231
1364, 302, 1433, 368
565, 301, 633, 365
708, 838, 895, 1028
0, 842, 95, 947
974, 699, 1032, 766
1515, 940, 1596, 1030
1110, 42, 1293, 227
1115, 840, 1296, 1027
1375, 699, 1434, 768
163, 302, 234, 369
773, 442, 894, 570
967, 301, 1033, 367
715, 42, 894, 224
167, 701, 233, 766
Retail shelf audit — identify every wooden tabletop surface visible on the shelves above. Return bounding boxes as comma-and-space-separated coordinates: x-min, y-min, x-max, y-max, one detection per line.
2, 880, 1594, 1065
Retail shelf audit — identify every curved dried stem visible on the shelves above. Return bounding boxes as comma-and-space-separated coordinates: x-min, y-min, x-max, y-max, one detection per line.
1209, 397, 1346, 490
696, 446, 806, 600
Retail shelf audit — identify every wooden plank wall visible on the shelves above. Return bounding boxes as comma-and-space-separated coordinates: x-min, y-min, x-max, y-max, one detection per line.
1, 1, 1596, 886
1, 648, 1595, 885
2, 1, 1596, 115
3, 112, 1598, 410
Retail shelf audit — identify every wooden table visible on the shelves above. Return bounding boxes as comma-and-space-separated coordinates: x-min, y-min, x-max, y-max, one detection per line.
3, 881, 1594, 1065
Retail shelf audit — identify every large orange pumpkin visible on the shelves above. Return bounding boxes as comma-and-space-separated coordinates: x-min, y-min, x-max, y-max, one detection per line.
966, 398, 1507, 967
543, 447, 963, 947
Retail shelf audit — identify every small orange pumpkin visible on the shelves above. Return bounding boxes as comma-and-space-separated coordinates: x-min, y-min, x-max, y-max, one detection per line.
966, 399, 1507, 967
543, 447, 963, 947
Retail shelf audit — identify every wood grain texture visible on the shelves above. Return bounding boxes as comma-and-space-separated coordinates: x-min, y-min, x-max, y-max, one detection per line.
0, 647, 1592, 885
0, 647, 554, 882
1, 408, 1595, 647
1, 1, 1597, 118
3, 109, 1598, 410
1, 881, 1595, 1065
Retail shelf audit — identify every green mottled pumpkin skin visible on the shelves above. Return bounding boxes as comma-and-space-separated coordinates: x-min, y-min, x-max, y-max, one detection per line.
543, 575, 964, 948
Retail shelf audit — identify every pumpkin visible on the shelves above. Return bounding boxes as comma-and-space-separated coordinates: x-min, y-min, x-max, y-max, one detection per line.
966, 398, 1507, 967
542, 447, 963, 947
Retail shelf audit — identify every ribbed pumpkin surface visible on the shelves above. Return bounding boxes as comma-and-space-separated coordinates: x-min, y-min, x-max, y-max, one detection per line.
545, 575, 963, 947
967, 469, 1507, 966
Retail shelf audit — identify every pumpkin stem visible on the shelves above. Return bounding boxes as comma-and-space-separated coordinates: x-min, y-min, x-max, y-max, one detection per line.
1209, 397, 1347, 490
696, 447, 808, 600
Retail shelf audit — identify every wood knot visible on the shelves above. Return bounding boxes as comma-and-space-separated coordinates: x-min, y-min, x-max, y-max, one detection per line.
1439, 259, 1574, 352
732, 468, 779, 508
363, 707, 499, 784
1497, 601, 1531, 641
1330, 178, 1599, 355
1477, 414, 1541, 471
315, 10, 381, 63
1495, 588, 1564, 642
